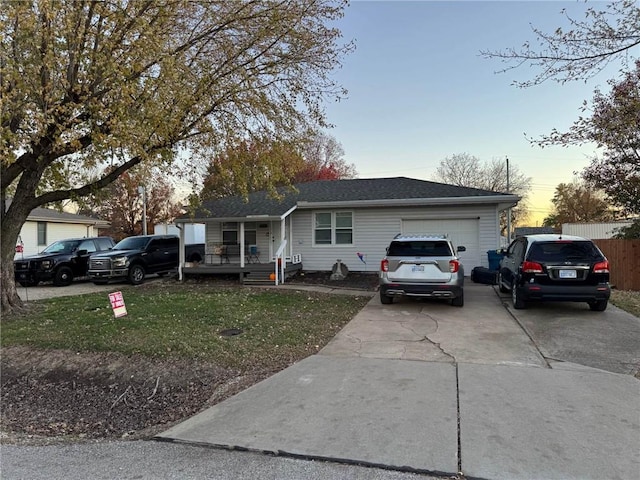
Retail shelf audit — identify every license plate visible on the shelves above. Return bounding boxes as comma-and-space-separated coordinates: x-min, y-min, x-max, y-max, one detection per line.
412, 265, 424, 272
559, 269, 577, 279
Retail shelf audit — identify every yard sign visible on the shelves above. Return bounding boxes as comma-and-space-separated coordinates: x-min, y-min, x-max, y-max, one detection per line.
108, 291, 128, 318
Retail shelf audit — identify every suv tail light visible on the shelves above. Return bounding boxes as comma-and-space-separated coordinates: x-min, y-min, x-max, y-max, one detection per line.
593, 260, 609, 273
449, 259, 459, 273
522, 261, 543, 273
381, 259, 389, 272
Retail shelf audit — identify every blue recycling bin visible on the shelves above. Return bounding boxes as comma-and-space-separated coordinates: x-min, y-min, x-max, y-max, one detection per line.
487, 250, 505, 271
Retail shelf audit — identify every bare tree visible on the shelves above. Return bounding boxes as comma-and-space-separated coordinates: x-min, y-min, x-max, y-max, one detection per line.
433, 153, 532, 234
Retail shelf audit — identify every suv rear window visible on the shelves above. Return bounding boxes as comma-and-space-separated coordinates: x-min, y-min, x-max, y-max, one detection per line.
388, 240, 453, 257
527, 241, 603, 263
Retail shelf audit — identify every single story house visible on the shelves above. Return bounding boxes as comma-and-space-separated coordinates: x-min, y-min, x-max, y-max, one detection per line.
175, 177, 519, 278
14, 206, 110, 258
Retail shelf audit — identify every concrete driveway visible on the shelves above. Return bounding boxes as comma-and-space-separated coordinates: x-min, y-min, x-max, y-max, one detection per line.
499, 292, 640, 376
158, 283, 640, 480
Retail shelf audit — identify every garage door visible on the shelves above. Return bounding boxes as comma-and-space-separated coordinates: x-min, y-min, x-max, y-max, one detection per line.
402, 219, 480, 274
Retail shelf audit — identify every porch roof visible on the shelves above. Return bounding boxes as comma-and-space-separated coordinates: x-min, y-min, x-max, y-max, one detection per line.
176, 177, 520, 223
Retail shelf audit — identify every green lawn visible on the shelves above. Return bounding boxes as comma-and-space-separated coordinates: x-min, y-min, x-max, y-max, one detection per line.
2, 283, 371, 369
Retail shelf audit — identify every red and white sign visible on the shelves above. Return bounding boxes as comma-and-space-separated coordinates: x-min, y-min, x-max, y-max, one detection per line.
15, 244, 23, 253
108, 291, 128, 318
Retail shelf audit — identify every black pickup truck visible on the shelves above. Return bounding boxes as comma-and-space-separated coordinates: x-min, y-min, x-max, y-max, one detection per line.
88, 235, 204, 285
14, 237, 116, 287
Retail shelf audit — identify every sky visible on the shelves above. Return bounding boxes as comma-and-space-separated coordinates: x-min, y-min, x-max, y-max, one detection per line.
322, 0, 625, 225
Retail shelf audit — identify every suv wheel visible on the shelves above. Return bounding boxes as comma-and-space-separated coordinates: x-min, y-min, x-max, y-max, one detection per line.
53, 266, 73, 286
451, 291, 464, 307
511, 280, 526, 309
588, 299, 608, 312
128, 264, 146, 285
380, 292, 393, 304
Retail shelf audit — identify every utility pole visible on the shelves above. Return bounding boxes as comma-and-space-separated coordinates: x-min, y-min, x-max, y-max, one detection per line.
506, 156, 511, 244
137, 186, 147, 235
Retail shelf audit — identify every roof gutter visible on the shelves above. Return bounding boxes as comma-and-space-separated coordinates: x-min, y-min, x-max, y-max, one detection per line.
296, 195, 521, 209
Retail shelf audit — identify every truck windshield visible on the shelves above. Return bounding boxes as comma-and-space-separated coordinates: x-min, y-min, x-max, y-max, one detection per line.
41, 240, 80, 254
113, 237, 150, 250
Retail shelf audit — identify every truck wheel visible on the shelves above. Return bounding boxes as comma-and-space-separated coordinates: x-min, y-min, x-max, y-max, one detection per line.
128, 264, 146, 285
53, 266, 73, 286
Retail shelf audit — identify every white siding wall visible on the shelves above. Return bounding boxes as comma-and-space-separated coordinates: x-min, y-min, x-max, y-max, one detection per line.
15, 221, 100, 258
290, 205, 500, 273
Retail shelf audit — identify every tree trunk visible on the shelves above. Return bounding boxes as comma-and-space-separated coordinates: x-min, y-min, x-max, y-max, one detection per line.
1, 200, 31, 314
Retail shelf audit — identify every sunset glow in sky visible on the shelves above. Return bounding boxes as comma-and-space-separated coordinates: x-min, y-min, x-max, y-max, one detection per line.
324, 1, 624, 225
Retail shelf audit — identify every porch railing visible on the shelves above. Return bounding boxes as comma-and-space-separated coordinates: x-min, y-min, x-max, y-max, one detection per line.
274, 240, 287, 285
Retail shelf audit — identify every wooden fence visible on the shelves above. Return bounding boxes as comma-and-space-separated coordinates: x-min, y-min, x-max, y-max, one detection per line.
593, 239, 640, 291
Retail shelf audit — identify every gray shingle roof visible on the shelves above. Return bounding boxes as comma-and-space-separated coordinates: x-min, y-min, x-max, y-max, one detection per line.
184, 177, 516, 221
5, 199, 110, 225
27, 207, 109, 224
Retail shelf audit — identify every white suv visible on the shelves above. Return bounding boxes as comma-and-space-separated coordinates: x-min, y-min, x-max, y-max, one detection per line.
379, 234, 466, 306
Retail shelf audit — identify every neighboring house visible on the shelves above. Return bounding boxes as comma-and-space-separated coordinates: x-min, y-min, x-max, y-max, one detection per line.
14, 206, 110, 258
562, 221, 633, 239
175, 177, 520, 274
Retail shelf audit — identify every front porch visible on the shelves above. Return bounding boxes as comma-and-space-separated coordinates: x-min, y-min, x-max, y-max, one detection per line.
181, 260, 303, 285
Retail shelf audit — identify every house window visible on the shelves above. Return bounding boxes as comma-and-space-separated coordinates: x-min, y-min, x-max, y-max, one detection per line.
314, 212, 353, 245
222, 222, 257, 245
335, 212, 353, 244
37, 222, 47, 246
222, 222, 237, 245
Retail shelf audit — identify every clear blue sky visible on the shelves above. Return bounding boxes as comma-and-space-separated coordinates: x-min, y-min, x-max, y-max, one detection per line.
324, 1, 623, 224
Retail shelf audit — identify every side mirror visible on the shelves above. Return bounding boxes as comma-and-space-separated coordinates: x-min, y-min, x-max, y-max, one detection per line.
76, 249, 88, 256
457, 246, 466, 252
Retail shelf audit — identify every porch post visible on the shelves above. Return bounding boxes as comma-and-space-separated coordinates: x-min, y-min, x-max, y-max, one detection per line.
239, 221, 245, 268
178, 223, 185, 281
280, 217, 286, 279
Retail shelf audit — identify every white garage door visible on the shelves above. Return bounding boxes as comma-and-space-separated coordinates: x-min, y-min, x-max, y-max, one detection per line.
402, 219, 480, 274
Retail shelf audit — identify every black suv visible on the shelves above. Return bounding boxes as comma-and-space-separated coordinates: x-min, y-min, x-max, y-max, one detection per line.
14, 237, 115, 287
88, 235, 179, 285
498, 234, 610, 311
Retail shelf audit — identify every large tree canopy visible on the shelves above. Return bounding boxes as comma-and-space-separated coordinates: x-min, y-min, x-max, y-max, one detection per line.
199, 132, 356, 201
481, 0, 640, 87
0, 0, 351, 312
542, 179, 616, 230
